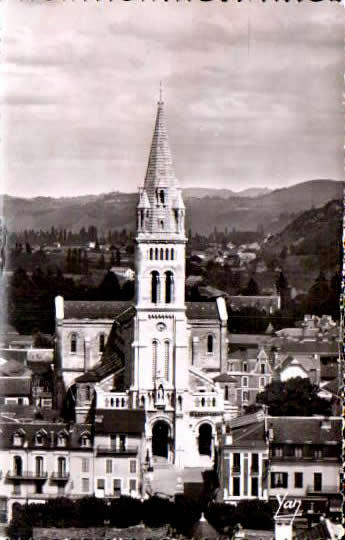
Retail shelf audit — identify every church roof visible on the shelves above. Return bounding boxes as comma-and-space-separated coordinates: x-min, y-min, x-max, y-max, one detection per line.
186, 301, 220, 320
64, 301, 133, 320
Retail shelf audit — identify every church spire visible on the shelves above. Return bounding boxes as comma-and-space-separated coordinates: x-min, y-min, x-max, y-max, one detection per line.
143, 89, 179, 195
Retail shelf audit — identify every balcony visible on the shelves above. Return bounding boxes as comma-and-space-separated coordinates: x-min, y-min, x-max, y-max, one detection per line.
99, 392, 129, 410
7, 470, 48, 481
96, 445, 138, 456
270, 455, 339, 463
50, 472, 70, 482
307, 485, 340, 495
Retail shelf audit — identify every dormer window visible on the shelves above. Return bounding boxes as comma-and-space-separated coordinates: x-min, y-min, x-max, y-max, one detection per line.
80, 433, 91, 448
260, 364, 266, 374
35, 430, 47, 446
57, 433, 67, 448
13, 430, 25, 447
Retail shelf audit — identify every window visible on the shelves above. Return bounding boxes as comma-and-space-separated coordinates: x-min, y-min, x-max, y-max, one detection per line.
13, 456, 22, 476
152, 340, 158, 380
314, 448, 323, 459
242, 391, 249, 402
119, 435, 126, 451
260, 364, 265, 374
251, 453, 259, 472
99, 334, 106, 353
164, 341, 170, 380
81, 458, 89, 473
97, 479, 105, 490
71, 333, 77, 353
151, 271, 160, 303
35, 482, 43, 494
251, 477, 258, 496
82, 478, 89, 493
57, 457, 66, 476
232, 477, 240, 496
158, 189, 165, 205
313, 473, 322, 491
260, 377, 265, 389
233, 453, 241, 471
165, 271, 174, 304
35, 456, 44, 476
106, 459, 112, 474
160, 248, 164, 260
155, 248, 159, 260
57, 485, 65, 496
13, 482, 21, 495
35, 432, 45, 446
294, 472, 303, 488
165, 248, 169, 260
13, 432, 23, 447
274, 446, 283, 457
207, 335, 213, 354
149, 248, 153, 260
242, 376, 248, 387
57, 434, 66, 447
81, 434, 91, 447
243, 362, 248, 372
294, 446, 303, 458
224, 386, 229, 401
130, 460, 137, 474
170, 248, 174, 260
129, 479, 137, 493
271, 472, 288, 488
228, 362, 234, 372
159, 220, 164, 231
113, 479, 121, 497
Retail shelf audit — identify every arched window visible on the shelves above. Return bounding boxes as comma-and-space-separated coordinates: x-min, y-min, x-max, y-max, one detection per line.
70, 333, 77, 353
165, 271, 174, 304
160, 248, 164, 260
151, 271, 160, 303
164, 341, 170, 380
152, 340, 158, 380
170, 248, 174, 260
165, 248, 169, 260
99, 333, 106, 353
207, 335, 213, 353
149, 248, 153, 260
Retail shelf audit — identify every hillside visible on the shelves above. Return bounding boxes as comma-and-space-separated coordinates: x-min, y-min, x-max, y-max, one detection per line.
1, 179, 343, 235
263, 198, 343, 270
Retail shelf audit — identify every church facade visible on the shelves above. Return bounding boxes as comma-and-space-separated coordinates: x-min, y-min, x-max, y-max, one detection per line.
55, 96, 229, 468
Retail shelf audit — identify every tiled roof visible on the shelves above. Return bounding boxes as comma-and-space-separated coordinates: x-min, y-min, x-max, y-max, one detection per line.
0, 377, 31, 396
94, 409, 145, 434
0, 421, 92, 449
64, 301, 133, 320
186, 301, 219, 320
267, 416, 341, 444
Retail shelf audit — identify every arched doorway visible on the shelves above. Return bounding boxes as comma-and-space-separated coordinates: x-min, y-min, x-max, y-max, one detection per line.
152, 421, 170, 459
198, 423, 212, 457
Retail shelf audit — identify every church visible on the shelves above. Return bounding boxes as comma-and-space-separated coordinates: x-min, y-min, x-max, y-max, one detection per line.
54, 95, 230, 469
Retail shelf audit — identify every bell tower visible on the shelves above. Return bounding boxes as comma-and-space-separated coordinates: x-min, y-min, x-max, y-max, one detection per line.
131, 90, 189, 467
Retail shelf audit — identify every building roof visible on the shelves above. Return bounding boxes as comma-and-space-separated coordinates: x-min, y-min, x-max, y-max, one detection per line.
186, 301, 220, 320
230, 421, 267, 449
0, 421, 93, 450
63, 300, 132, 320
94, 409, 145, 434
267, 416, 341, 444
213, 373, 237, 383
0, 377, 31, 396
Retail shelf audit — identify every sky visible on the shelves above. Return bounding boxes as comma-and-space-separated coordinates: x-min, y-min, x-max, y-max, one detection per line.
0, 0, 343, 198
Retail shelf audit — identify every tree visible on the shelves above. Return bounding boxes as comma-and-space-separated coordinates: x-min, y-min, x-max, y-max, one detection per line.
254, 377, 331, 416
242, 277, 260, 296
96, 270, 121, 300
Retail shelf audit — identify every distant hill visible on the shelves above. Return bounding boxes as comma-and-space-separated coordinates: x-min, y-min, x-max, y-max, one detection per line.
183, 187, 271, 199
1, 179, 343, 235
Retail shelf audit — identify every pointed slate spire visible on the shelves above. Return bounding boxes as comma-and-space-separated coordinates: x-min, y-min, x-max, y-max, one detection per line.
144, 89, 179, 197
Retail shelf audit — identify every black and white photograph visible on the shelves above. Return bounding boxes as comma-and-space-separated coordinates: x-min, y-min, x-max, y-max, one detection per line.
0, 1, 343, 539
